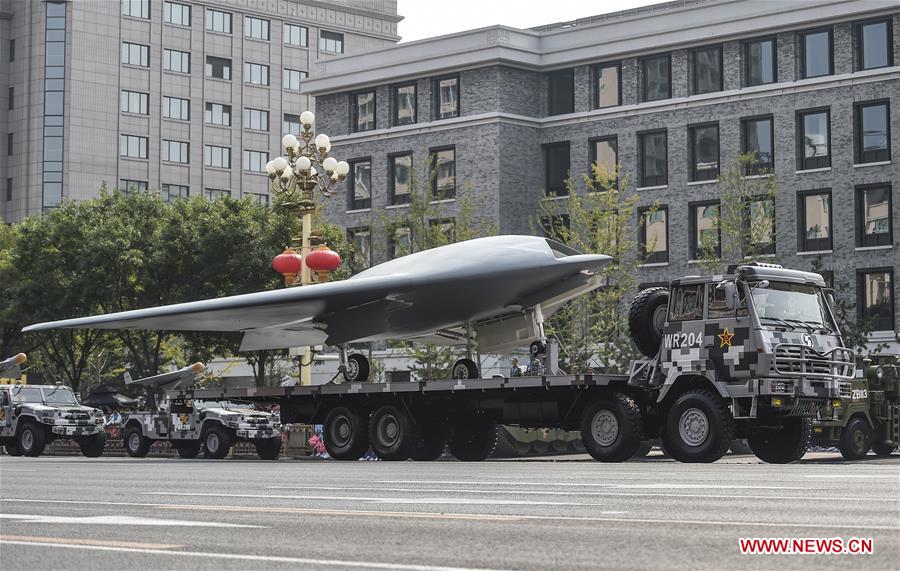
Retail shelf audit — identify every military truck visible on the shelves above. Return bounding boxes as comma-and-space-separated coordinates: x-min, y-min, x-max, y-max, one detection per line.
121, 364, 282, 460
0, 354, 107, 457
813, 354, 900, 459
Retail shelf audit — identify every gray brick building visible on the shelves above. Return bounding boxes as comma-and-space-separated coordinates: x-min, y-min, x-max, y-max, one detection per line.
0, 0, 401, 222
303, 0, 900, 348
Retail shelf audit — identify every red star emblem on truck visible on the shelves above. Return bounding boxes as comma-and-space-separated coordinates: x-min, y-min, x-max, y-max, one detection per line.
718, 328, 735, 348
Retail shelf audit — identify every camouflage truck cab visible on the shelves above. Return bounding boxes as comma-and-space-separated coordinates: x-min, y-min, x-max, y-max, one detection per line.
630, 263, 853, 464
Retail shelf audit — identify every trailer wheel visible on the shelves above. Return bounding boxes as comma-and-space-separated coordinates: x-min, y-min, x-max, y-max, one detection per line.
451, 358, 479, 380
124, 425, 151, 458
77, 432, 107, 458
18, 420, 47, 457
369, 405, 414, 461
448, 418, 498, 461
254, 438, 281, 460
580, 394, 643, 462
202, 424, 233, 459
175, 441, 201, 459
662, 389, 733, 463
343, 354, 370, 383
324, 405, 369, 460
838, 417, 872, 460
629, 287, 669, 358
872, 442, 897, 456
410, 422, 446, 461
748, 417, 811, 464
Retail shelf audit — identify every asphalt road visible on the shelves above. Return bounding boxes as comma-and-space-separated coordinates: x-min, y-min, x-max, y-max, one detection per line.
1, 452, 898, 570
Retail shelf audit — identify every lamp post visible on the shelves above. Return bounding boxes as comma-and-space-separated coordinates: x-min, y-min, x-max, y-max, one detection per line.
265, 111, 349, 385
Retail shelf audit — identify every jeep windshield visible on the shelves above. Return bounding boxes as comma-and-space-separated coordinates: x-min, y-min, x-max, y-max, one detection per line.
750, 282, 834, 332
11, 387, 43, 403
10, 386, 77, 405
43, 387, 78, 405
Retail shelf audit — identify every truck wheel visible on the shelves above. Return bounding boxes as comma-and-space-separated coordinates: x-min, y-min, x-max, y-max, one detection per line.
633, 440, 653, 458
448, 418, 498, 461
124, 425, 151, 458
580, 394, 643, 462
343, 354, 370, 383
18, 420, 47, 457
254, 438, 281, 460
369, 404, 413, 461
175, 442, 202, 459
838, 417, 872, 460
4, 442, 23, 456
78, 432, 107, 458
662, 389, 733, 463
872, 442, 897, 456
729, 438, 753, 455
451, 358, 479, 379
324, 405, 369, 460
629, 287, 669, 358
202, 424, 233, 459
749, 417, 811, 464
410, 422, 446, 461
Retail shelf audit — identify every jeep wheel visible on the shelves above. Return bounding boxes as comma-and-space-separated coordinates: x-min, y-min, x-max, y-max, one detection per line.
78, 432, 107, 458
175, 441, 201, 459
323, 405, 369, 460
872, 442, 897, 456
749, 417, 811, 464
662, 389, 734, 463
629, 287, 669, 358
580, 394, 643, 462
447, 417, 498, 461
202, 424, 233, 459
124, 426, 151, 458
18, 420, 47, 457
4, 442, 23, 456
838, 417, 872, 460
255, 438, 281, 460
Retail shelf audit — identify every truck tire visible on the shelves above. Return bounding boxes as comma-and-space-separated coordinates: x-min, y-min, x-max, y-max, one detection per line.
410, 423, 446, 461
872, 442, 897, 456
4, 442, 23, 456
324, 405, 369, 460
838, 417, 872, 460
580, 394, 643, 462
369, 404, 414, 461
662, 389, 734, 463
202, 424, 233, 459
18, 420, 47, 457
124, 425, 151, 458
749, 417, 811, 464
448, 418, 498, 461
78, 432, 107, 457
451, 358, 479, 379
629, 287, 669, 358
254, 438, 281, 460
175, 441, 202, 459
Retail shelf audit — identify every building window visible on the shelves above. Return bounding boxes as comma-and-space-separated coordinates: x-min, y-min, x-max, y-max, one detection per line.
206, 56, 231, 80
745, 197, 776, 256
744, 37, 777, 86
393, 83, 416, 126
639, 207, 668, 264
389, 225, 412, 259
206, 9, 231, 34
204, 145, 230, 169
244, 16, 270, 41
282, 68, 307, 91
431, 147, 456, 201
594, 63, 620, 108
247, 193, 269, 205
43, 1, 66, 209
162, 96, 190, 121
6, 133, 11, 156
243, 62, 269, 86
639, 130, 667, 187
319, 30, 344, 53
856, 184, 892, 248
858, 269, 894, 331
431, 218, 456, 243
161, 183, 189, 202
205, 188, 230, 200
434, 76, 459, 119
120, 134, 148, 159
543, 142, 570, 197
797, 109, 830, 170
547, 69, 574, 116
389, 153, 412, 205
690, 202, 720, 260
121, 42, 149, 67
122, 0, 149, 19
589, 136, 618, 190
689, 123, 719, 182
642, 54, 671, 101
742, 116, 774, 174
347, 227, 372, 272
243, 150, 268, 173
120, 90, 149, 115
204, 102, 231, 126
800, 29, 833, 78
119, 179, 148, 193
797, 190, 832, 252
164, 2, 190, 26
352, 91, 376, 133
857, 19, 893, 70
855, 101, 890, 164
243, 108, 268, 131
284, 23, 308, 47
283, 114, 300, 135
5, 178, 11, 201
163, 49, 190, 73
7, 87, 12, 110
347, 159, 372, 210
8, 39, 14, 62
162, 140, 189, 163
692, 46, 722, 94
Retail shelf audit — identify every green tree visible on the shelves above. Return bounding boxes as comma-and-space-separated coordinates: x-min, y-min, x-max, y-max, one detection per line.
0, 223, 22, 357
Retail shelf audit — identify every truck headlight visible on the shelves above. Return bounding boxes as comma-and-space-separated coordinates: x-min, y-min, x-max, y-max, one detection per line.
771, 397, 783, 407
832, 399, 843, 408
875, 367, 884, 380
227, 421, 239, 428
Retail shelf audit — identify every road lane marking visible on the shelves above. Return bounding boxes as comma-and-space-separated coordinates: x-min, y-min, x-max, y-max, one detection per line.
0, 513, 263, 528
0, 534, 181, 550
0, 540, 512, 571
266, 484, 816, 493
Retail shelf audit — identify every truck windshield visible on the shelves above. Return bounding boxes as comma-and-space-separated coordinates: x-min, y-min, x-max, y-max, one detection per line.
750, 282, 834, 331
43, 387, 78, 405
11, 387, 43, 403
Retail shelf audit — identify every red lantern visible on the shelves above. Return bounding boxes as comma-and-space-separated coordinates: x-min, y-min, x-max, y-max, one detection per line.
272, 247, 302, 286
306, 245, 341, 282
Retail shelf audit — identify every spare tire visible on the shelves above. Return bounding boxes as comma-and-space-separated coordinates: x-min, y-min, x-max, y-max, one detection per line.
629, 287, 669, 358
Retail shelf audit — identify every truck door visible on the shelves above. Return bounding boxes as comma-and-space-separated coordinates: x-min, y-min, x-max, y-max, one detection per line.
0, 389, 12, 433
705, 282, 751, 381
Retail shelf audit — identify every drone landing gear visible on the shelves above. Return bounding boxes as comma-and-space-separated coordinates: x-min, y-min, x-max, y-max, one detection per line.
339, 346, 370, 383
528, 304, 561, 376
451, 322, 480, 380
